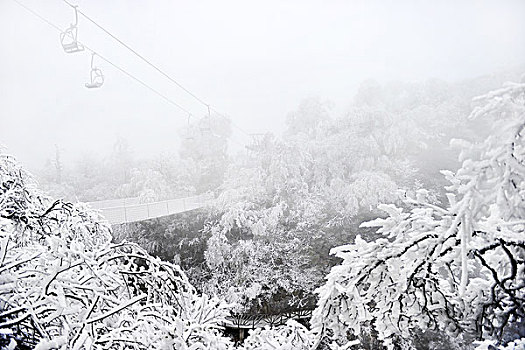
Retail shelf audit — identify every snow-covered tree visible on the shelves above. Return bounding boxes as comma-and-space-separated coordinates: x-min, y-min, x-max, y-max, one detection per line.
311, 80, 525, 349
240, 320, 315, 350
0, 151, 233, 349
285, 97, 332, 137
199, 96, 433, 312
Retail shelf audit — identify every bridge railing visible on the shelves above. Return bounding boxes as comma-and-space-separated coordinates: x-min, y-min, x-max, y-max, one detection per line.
87, 193, 213, 225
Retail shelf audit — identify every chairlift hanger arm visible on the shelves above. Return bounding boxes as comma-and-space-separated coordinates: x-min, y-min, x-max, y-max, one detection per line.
72, 5, 79, 26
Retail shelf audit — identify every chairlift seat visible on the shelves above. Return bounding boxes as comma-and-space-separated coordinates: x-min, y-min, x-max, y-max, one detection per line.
85, 81, 103, 89
60, 28, 84, 53
186, 129, 197, 140
85, 68, 104, 89
62, 42, 84, 53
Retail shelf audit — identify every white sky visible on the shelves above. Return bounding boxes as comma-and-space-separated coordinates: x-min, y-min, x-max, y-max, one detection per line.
1, 0, 524, 170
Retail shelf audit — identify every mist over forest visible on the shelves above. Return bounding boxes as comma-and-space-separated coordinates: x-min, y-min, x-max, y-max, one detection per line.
1, 1, 525, 349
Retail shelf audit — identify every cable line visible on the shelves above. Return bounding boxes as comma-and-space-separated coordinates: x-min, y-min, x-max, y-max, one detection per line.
97, 54, 192, 115
11, 0, 192, 116
12, 0, 63, 32
60, 0, 252, 138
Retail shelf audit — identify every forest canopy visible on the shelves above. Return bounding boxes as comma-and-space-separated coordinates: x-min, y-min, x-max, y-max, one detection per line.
2, 74, 524, 350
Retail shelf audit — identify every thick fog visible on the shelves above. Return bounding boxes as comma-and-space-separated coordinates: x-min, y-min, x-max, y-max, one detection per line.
1, 0, 524, 170
3, 1, 525, 349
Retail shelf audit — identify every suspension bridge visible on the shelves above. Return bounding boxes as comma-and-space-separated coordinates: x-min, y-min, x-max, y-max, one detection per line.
87, 193, 212, 225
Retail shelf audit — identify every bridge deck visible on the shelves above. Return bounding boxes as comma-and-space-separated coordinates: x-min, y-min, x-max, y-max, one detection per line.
87, 194, 211, 225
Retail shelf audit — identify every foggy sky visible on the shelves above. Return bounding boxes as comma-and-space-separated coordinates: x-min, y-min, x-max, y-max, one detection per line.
1, 0, 524, 171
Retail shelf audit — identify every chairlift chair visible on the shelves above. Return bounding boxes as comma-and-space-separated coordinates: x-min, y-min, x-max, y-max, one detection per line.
60, 6, 84, 53
184, 114, 196, 140
199, 125, 212, 135
185, 129, 196, 141
199, 113, 213, 135
199, 105, 213, 134
85, 53, 104, 88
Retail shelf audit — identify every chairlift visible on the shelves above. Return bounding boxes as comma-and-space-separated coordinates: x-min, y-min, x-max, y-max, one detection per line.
85, 53, 104, 88
185, 114, 196, 141
185, 128, 196, 141
60, 6, 84, 53
199, 123, 212, 135
200, 106, 212, 134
